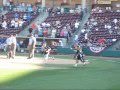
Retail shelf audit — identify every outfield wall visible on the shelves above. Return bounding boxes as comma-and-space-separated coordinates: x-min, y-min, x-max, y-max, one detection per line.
56, 47, 120, 57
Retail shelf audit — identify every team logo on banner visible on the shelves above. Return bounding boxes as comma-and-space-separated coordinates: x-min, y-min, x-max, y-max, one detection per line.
89, 44, 106, 53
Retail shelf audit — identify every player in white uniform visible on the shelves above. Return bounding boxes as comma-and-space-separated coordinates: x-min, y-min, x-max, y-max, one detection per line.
27, 34, 36, 59
6, 35, 12, 59
11, 34, 17, 59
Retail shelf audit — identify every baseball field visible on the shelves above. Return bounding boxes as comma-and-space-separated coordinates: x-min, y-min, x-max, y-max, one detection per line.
0, 54, 120, 90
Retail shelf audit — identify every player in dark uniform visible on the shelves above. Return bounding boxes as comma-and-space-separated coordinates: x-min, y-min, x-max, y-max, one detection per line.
74, 45, 85, 67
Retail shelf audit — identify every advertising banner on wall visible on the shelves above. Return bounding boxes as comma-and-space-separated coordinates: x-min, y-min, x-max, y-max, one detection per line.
97, 0, 111, 4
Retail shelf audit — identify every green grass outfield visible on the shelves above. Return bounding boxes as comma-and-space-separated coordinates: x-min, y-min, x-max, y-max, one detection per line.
0, 54, 120, 90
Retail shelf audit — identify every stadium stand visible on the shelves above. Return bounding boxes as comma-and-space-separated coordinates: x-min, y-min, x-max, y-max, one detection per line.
78, 6, 120, 50
0, 3, 39, 35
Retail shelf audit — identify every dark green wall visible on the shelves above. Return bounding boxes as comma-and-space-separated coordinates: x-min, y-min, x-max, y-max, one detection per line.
57, 47, 120, 57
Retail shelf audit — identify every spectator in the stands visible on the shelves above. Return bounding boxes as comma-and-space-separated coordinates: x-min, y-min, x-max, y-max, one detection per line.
98, 8, 103, 13
59, 40, 63, 47
27, 13, 32, 24
51, 28, 57, 38
113, 18, 118, 24
56, 7, 61, 14
107, 24, 112, 29
60, 29, 64, 38
63, 27, 68, 38
84, 32, 88, 43
81, 28, 86, 33
43, 27, 48, 37
31, 23, 37, 30
11, 19, 15, 28
61, 7, 64, 14
23, 13, 27, 21
27, 4, 33, 13
74, 35, 78, 42
36, 23, 43, 37
14, 12, 19, 21
98, 38, 106, 46
41, 22, 46, 27
21, 3, 26, 12
29, 28, 33, 34
18, 19, 24, 28
34, 29, 39, 37
2, 20, 7, 29
56, 21, 62, 29
38, 27, 43, 37
70, 9, 74, 13
46, 23, 51, 28
0, 21, 2, 29
75, 20, 80, 30
93, 20, 97, 26
14, 20, 19, 29
66, 24, 72, 31
116, 9, 120, 12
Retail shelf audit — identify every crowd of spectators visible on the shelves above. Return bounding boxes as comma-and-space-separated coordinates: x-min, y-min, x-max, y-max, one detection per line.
30, 7, 82, 41
0, 2, 40, 35
78, 6, 120, 48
